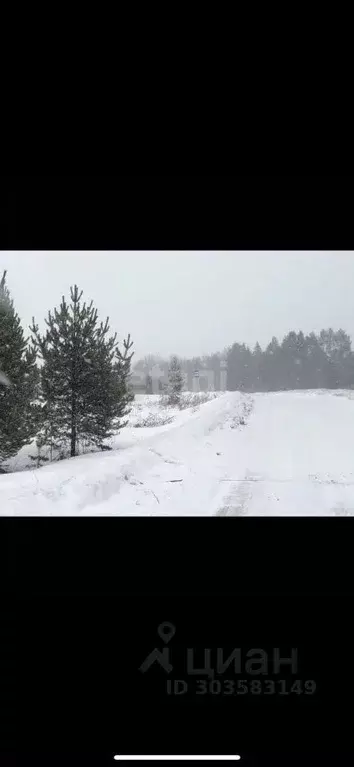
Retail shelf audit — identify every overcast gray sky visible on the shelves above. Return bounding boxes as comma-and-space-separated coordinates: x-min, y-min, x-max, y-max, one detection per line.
1, 251, 354, 361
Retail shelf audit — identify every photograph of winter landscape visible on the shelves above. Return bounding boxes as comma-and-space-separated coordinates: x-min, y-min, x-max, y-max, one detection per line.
0, 250, 354, 516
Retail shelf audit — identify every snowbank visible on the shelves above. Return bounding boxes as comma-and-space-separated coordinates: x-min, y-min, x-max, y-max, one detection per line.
2, 392, 222, 473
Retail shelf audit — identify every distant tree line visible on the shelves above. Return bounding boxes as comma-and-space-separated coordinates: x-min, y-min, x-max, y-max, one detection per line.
134, 328, 354, 393
226, 329, 354, 392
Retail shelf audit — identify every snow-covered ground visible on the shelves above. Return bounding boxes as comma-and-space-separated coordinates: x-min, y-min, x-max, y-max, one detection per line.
1, 392, 221, 473
1, 390, 354, 516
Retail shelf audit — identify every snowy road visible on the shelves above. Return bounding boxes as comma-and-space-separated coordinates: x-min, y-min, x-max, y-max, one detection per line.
1, 390, 353, 515
213, 391, 354, 516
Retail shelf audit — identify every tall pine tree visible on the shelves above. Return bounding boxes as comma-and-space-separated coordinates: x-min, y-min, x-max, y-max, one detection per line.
30, 285, 134, 458
0, 270, 41, 467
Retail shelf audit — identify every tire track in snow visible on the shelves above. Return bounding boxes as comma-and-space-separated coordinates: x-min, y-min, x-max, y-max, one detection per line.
213, 398, 257, 517
215, 478, 254, 516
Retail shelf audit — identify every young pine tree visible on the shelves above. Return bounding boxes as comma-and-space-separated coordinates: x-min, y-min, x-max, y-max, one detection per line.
30, 285, 134, 458
0, 270, 41, 468
81, 325, 135, 450
167, 355, 184, 406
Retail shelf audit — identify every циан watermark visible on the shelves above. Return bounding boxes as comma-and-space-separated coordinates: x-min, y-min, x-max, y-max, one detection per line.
139, 622, 317, 697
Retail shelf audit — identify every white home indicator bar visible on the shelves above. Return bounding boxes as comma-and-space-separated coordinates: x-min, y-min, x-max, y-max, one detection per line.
114, 758, 241, 762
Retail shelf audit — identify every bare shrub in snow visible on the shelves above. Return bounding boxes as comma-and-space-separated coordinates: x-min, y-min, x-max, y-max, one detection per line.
133, 412, 174, 428
178, 391, 219, 410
